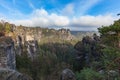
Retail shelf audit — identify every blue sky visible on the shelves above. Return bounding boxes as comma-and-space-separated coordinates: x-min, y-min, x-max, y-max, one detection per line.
0, 0, 120, 31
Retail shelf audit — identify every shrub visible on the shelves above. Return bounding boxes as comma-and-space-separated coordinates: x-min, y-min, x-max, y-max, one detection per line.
76, 68, 104, 80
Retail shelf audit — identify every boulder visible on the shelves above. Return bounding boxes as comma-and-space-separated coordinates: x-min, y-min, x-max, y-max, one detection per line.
60, 69, 76, 80
0, 68, 32, 80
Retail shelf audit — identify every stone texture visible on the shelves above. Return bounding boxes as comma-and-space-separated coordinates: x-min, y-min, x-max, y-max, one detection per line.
0, 37, 33, 80
58, 29, 73, 40
0, 68, 32, 80
60, 69, 76, 80
0, 37, 16, 69
25, 40, 38, 60
74, 34, 101, 68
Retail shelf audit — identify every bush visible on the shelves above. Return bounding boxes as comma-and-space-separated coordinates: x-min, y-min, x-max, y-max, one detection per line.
76, 68, 104, 80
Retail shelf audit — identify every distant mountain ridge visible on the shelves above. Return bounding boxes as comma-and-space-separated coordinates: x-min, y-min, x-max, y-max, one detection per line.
71, 31, 98, 40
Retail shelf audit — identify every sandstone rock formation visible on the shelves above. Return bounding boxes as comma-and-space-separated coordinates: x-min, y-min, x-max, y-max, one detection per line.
58, 29, 73, 40
0, 36, 33, 80
0, 21, 74, 59
26, 40, 39, 60
0, 37, 16, 69
74, 34, 101, 68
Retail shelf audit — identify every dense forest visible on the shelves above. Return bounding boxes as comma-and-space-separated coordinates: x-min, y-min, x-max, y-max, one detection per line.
0, 19, 120, 80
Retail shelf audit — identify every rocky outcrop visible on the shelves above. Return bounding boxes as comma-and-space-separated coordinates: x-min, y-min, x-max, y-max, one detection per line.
25, 40, 39, 60
0, 37, 16, 69
60, 69, 76, 80
13, 26, 41, 56
74, 34, 101, 68
0, 36, 33, 80
58, 29, 73, 40
1, 21, 73, 43
0, 21, 74, 59
0, 68, 32, 80
16, 35, 23, 56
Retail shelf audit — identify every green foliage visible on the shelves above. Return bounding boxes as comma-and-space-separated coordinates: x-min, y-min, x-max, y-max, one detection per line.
101, 47, 120, 70
39, 42, 75, 64
98, 19, 120, 35
0, 23, 4, 32
5, 23, 11, 33
16, 54, 32, 76
76, 68, 104, 80
0, 23, 5, 37
16, 42, 76, 80
98, 19, 120, 47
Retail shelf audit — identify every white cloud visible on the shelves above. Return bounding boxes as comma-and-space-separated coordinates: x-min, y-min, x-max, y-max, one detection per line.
11, 9, 117, 31
0, 7, 116, 31
32, 9, 48, 16
0, 0, 119, 31
70, 15, 117, 31
61, 3, 74, 16
12, 9, 70, 27
0, 0, 118, 31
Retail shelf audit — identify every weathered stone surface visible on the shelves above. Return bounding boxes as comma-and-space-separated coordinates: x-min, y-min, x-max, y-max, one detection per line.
74, 34, 101, 68
0, 37, 33, 80
99, 70, 120, 80
60, 69, 76, 80
16, 35, 23, 55
58, 29, 73, 40
1, 21, 74, 59
25, 40, 38, 60
0, 68, 32, 80
0, 37, 16, 69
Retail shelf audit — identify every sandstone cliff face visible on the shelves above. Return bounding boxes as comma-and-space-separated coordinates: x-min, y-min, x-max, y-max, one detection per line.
0, 21, 73, 59
14, 26, 73, 43
26, 40, 39, 60
0, 37, 15, 70
1, 21, 73, 42
58, 29, 73, 40
13, 26, 73, 59
0, 36, 32, 80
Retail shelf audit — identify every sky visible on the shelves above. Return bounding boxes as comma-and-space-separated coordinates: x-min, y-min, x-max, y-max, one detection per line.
0, 0, 120, 31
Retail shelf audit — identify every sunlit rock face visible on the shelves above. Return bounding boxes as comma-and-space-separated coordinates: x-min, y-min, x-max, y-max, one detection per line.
0, 37, 16, 70
26, 35, 34, 41
1, 21, 73, 59
60, 69, 76, 80
25, 40, 39, 60
15, 35, 23, 56
0, 68, 32, 80
25, 27, 42, 42
58, 29, 73, 40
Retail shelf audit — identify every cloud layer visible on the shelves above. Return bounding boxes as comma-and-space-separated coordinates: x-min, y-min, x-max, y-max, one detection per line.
9, 9, 117, 31
0, 0, 119, 31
